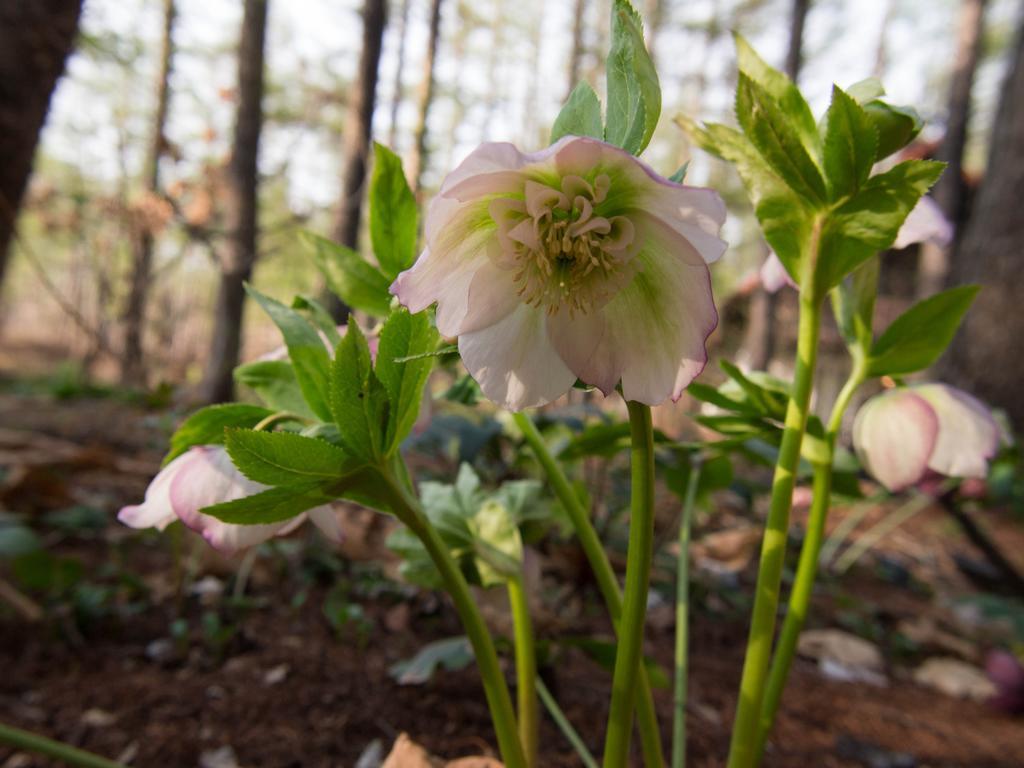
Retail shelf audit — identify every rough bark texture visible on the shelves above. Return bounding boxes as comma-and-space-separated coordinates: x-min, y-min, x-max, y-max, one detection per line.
942, 20, 1024, 430
199, 0, 268, 404
917, 0, 987, 299
325, 0, 387, 322
742, 0, 809, 371
0, 0, 84, 304
120, 0, 176, 386
408, 0, 444, 195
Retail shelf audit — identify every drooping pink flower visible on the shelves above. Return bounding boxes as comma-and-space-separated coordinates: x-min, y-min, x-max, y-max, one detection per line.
119, 446, 342, 552
852, 384, 999, 492
390, 136, 727, 410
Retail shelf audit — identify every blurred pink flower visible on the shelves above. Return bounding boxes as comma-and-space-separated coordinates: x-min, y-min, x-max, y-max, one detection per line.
759, 195, 953, 293
391, 136, 727, 410
119, 446, 342, 552
852, 384, 999, 492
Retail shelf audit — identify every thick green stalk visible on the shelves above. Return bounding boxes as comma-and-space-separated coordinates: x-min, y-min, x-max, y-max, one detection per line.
513, 411, 665, 768
508, 575, 539, 768
603, 401, 657, 768
0, 722, 127, 768
672, 461, 701, 768
726, 293, 822, 768
382, 472, 527, 768
754, 366, 865, 763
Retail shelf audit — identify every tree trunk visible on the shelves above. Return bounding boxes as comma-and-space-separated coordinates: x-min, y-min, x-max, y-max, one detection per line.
917, 0, 987, 299
742, 0, 809, 371
325, 0, 387, 322
942, 18, 1024, 430
120, 0, 176, 387
408, 0, 444, 195
387, 0, 410, 149
567, 0, 588, 98
199, 0, 268, 404
0, 0, 83, 307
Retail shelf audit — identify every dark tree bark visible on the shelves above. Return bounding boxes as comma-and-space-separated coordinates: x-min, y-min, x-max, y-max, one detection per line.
942, 18, 1024, 429
742, 0, 809, 371
0, 0, 84, 306
567, 0, 588, 98
917, 0, 987, 298
408, 0, 444, 195
387, 0, 410, 148
199, 0, 268, 404
120, 0, 176, 387
325, 0, 387, 322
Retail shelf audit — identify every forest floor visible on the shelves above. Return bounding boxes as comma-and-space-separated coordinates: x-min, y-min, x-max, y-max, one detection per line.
1, 386, 1023, 768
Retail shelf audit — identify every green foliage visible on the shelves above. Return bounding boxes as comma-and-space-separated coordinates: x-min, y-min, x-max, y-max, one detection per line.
246, 285, 333, 420
823, 86, 877, 200
389, 636, 475, 685
387, 464, 549, 589
234, 360, 316, 418
201, 485, 336, 526
831, 257, 880, 352
0, 514, 41, 558
329, 321, 388, 461
867, 285, 980, 376
304, 232, 393, 317
551, 82, 604, 144
291, 295, 343, 347
225, 429, 358, 486
165, 403, 274, 465
862, 101, 922, 160
604, 0, 660, 155
370, 143, 418, 279
375, 308, 440, 452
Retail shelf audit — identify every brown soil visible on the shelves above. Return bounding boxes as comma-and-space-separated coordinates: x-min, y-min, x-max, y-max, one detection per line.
1, 393, 1022, 767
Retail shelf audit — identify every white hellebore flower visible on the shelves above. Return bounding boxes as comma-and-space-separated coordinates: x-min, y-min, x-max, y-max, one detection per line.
391, 136, 727, 410
119, 445, 342, 552
852, 384, 999, 492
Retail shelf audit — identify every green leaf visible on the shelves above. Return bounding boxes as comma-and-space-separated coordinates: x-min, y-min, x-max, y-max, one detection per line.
668, 161, 689, 184
862, 100, 923, 160
375, 308, 440, 453
719, 360, 785, 418
291, 295, 342, 347
816, 159, 945, 291
201, 485, 334, 526
551, 81, 604, 143
846, 77, 885, 104
467, 499, 523, 587
389, 637, 474, 685
303, 231, 393, 317
867, 285, 980, 376
329, 321, 387, 460
734, 33, 820, 158
686, 382, 762, 417
823, 85, 878, 200
604, 0, 661, 155
233, 360, 316, 419
225, 429, 359, 487
165, 403, 273, 465
246, 285, 333, 421
830, 256, 880, 352
736, 72, 827, 205
370, 143, 418, 279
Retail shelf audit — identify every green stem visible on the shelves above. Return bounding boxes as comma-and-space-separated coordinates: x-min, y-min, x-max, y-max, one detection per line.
726, 293, 822, 768
381, 471, 527, 768
252, 410, 310, 431
672, 461, 701, 768
537, 677, 601, 768
0, 722, 128, 768
754, 366, 865, 763
508, 575, 539, 768
513, 411, 665, 768
603, 401, 657, 768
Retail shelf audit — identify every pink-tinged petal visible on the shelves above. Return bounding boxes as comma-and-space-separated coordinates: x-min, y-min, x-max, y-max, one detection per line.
913, 384, 999, 479
118, 452, 192, 531
167, 446, 264, 531
458, 303, 577, 410
853, 390, 939, 492
199, 516, 296, 553
893, 196, 953, 250
760, 250, 797, 293
551, 136, 728, 264
307, 505, 344, 542
554, 214, 716, 405
439, 142, 546, 201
